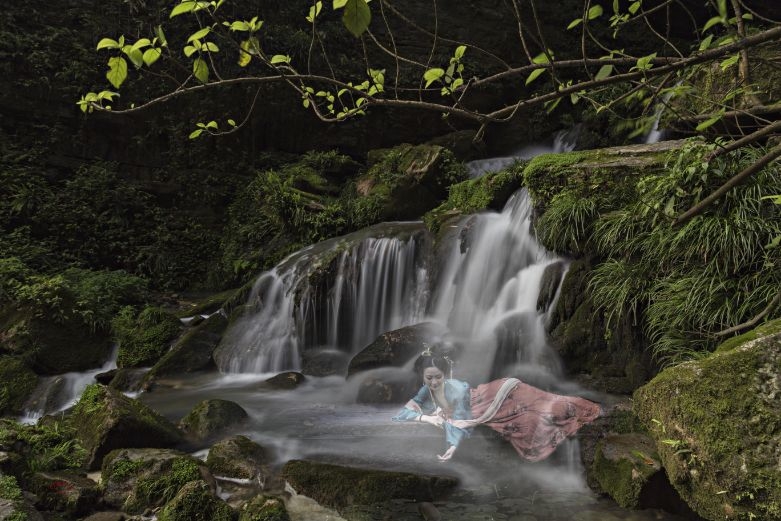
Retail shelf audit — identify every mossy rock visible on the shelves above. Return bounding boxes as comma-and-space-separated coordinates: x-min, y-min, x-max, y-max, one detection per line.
101, 448, 211, 514
157, 480, 235, 521
633, 319, 781, 520
206, 436, 271, 480
263, 372, 306, 390
179, 399, 248, 444
591, 433, 662, 508
355, 371, 420, 405
28, 470, 100, 516
71, 384, 184, 470
0, 356, 38, 416
19, 315, 112, 375
114, 306, 182, 368
0, 474, 43, 520
145, 313, 228, 380
423, 162, 526, 234
347, 322, 446, 377
238, 494, 290, 521
280, 460, 457, 510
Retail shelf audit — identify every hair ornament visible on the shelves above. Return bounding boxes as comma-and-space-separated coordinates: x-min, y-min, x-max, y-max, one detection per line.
421, 343, 433, 357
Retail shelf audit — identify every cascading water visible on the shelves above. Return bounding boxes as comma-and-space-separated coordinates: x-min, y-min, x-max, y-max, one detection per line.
215, 222, 430, 374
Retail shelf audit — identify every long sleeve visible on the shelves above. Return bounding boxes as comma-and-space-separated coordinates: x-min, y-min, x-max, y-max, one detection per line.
392, 385, 434, 422
444, 380, 473, 448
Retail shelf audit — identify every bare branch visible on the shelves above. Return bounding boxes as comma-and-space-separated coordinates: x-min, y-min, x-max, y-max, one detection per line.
714, 289, 781, 337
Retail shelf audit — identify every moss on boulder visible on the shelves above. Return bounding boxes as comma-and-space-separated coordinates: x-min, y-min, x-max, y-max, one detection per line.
633, 319, 781, 520
113, 306, 182, 368
591, 433, 662, 508
28, 470, 100, 516
347, 322, 446, 377
0, 356, 37, 416
178, 399, 248, 444
280, 460, 457, 510
206, 436, 271, 480
71, 384, 183, 470
238, 495, 289, 521
263, 372, 306, 390
145, 313, 228, 380
157, 480, 235, 521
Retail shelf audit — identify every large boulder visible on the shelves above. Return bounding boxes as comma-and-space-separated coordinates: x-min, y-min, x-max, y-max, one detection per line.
280, 460, 457, 510
263, 372, 306, 390
156, 480, 235, 521
179, 399, 248, 445
238, 494, 290, 521
101, 448, 212, 514
28, 470, 100, 516
206, 436, 271, 480
70, 384, 184, 470
113, 306, 182, 368
145, 312, 228, 380
633, 319, 781, 521
590, 433, 663, 509
347, 322, 446, 376
355, 370, 420, 405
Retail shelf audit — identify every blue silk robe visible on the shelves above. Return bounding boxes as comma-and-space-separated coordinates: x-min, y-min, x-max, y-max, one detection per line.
392, 379, 473, 448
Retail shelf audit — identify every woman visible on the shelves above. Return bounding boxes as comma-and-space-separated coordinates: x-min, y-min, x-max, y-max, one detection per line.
392, 350, 602, 462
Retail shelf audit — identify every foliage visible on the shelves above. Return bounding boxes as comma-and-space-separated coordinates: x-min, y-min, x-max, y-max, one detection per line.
536, 192, 598, 255
0, 419, 87, 472
588, 140, 781, 364
113, 306, 182, 367
134, 457, 202, 508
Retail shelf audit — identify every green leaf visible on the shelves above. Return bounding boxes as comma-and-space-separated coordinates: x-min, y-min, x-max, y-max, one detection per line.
628, 1, 641, 14
333, 0, 348, 8
238, 40, 252, 67
228, 20, 250, 31
170, 1, 196, 18
184, 45, 198, 58
106, 56, 128, 89
720, 53, 739, 71
96, 38, 120, 50
228, 119, 237, 126
587, 5, 604, 20
702, 16, 723, 33
532, 51, 551, 64
717, 0, 727, 18
122, 45, 144, 68
595, 64, 613, 80
525, 67, 546, 85
423, 68, 445, 87
699, 34, 714, 51
193, 57, 209, 83
307, 1, 323, 23
695, 112, 724, 131
188, 27, 212, 43
342, 0, 371, 38
142, 48, 161, 66
156, 26, 168, 47
270, 54, 291, 65
451, 77, 464, 90
544, 97, 562, 113
131, 38, 151, 51
454, 45, 466, 60
189, 129, 203, 139
205, 42, 220, 52
567, 18, 583, 30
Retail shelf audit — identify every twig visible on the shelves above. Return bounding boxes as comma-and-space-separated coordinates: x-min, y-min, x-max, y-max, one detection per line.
714, 290, 781, 337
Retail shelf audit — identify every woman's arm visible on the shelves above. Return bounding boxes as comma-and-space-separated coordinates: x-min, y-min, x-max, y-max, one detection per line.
391, 385, 432, 422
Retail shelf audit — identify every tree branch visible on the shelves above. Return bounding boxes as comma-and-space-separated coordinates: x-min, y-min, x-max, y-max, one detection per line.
714, 289, 781, 337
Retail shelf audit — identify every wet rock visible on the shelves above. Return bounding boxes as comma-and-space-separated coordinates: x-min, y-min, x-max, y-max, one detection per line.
0, 451, 24, 478
355, 371, 420, 405
81, 512, 126, 521
207, 436, 271, 480
95, 369, 117, 385
537, 261, 566, 314
264, 372, 306, 390
301, 349, 350, 377
0, 497, 44, 521
634, 318, 781, 521
145, 312, 229, 381
238, 494, 290, 521
347, 322, 446, 376
106, 367, 149, 393
70, 384, 184, 470
590, 434, 662, 508
156, 480, 234, 521
179, 399, 248, 444
28, 470, 100, 516
281, 460, 458, 510
101, 448, 213, 514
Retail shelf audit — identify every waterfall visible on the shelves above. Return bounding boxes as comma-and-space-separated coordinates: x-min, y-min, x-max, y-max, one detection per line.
19, 345, 119, 424
216, 222, 430, 374
428, 189, 564, 384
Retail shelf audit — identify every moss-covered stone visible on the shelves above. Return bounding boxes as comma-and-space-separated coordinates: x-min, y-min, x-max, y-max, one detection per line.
633, 320, 781, 520
113, 306, 182, 368
591, 433, 662, 508
0, 474, 43, 521
206, 436, 271, 480
280, 460, 457, 510
263, 372, 306, 390
0, 356, 37, 416
423, 161, 526, 234
238, 495, 289, 521
101, 448, 210, 514
70, 385, 183, 470
178, 399, 248, 444
157, 480, 235, 521
145, 313, 228, 380
347, 322, 446, 377
28, 471, 100, 516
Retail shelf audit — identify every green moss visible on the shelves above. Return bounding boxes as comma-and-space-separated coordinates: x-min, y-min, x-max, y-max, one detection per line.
0, 475, 23, 501
633, 327, 781, 520
0, 356, 37, 415
0, 419, 86, 473
239, 495, 290, 521
157, 480, 235, 521
715, 318, 781, 354
135, 458, 202, 508
113, 305, 182, 368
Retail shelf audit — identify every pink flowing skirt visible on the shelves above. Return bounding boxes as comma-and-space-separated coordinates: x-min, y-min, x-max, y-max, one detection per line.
470, 378, 601, 462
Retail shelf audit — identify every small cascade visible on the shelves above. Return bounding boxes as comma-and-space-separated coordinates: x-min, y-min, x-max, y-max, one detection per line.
428, 189, 564, 385
467, 126, 580, 178
20, 345, 119, 424
216, 222, 430, 374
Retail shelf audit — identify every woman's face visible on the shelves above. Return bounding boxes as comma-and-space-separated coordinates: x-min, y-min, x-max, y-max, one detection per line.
423, 366, 445, 391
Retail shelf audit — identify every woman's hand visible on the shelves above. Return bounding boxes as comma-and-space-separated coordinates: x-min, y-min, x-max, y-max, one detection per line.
437, 445, 456, 461
448, 419, 475, 429
421, 414, 444, 427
